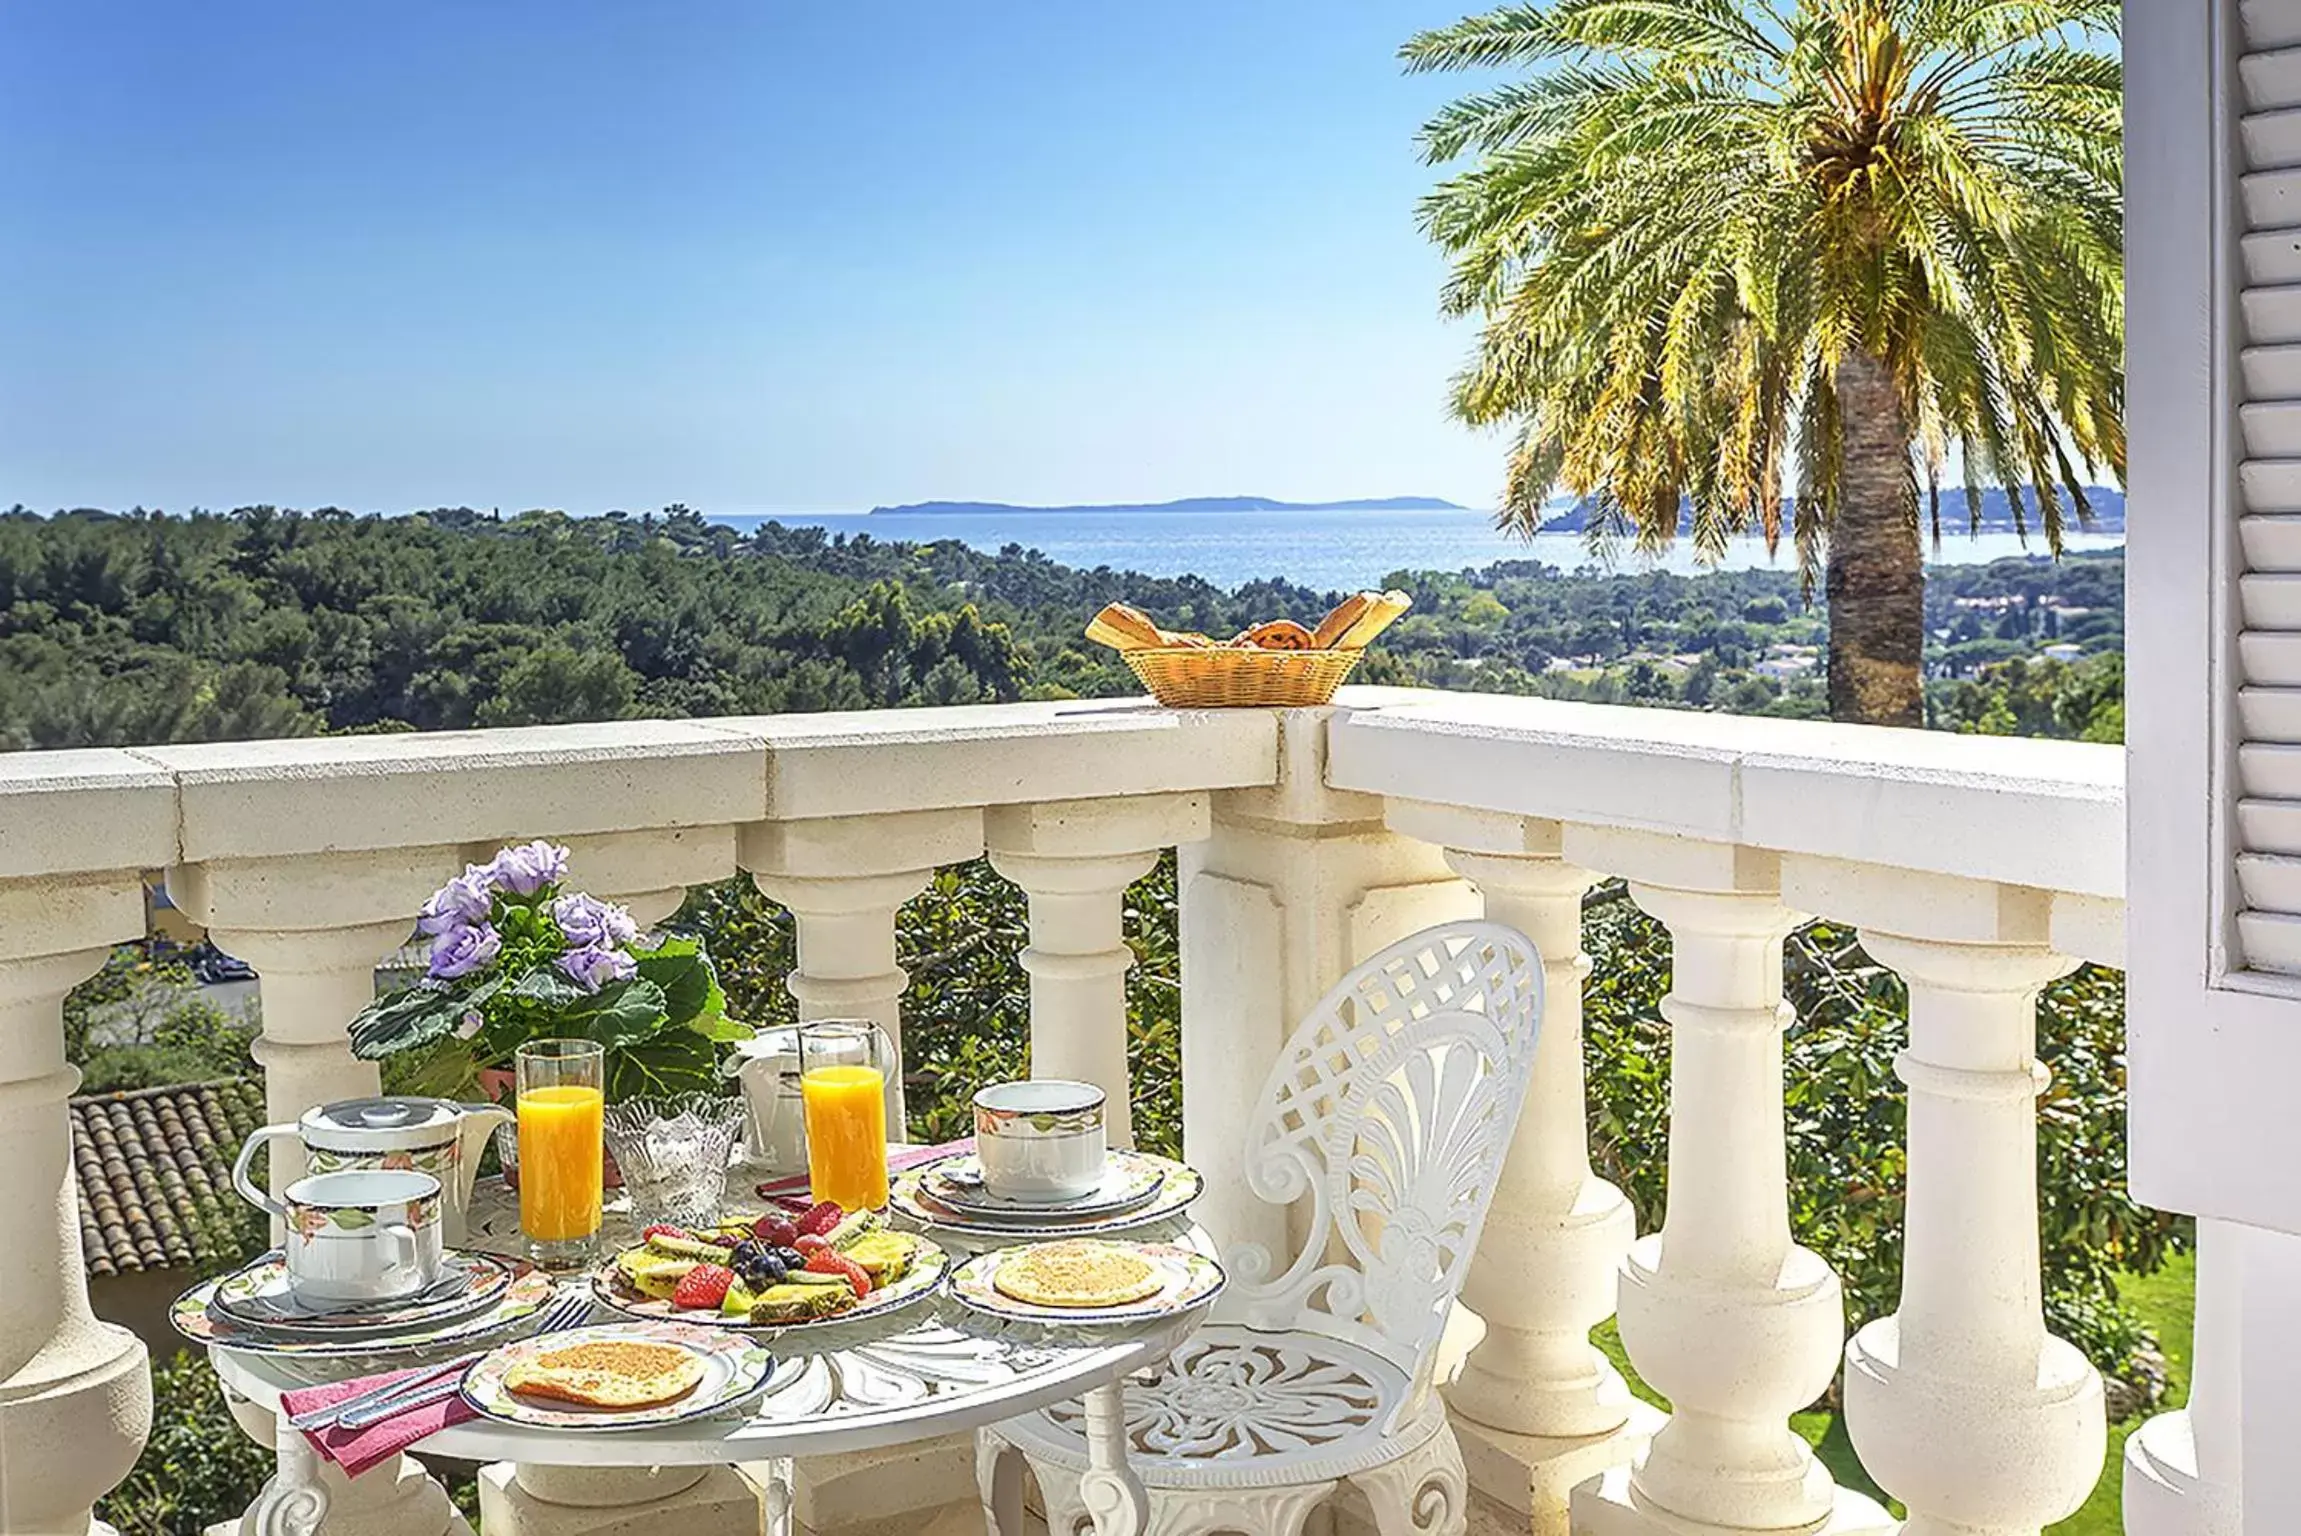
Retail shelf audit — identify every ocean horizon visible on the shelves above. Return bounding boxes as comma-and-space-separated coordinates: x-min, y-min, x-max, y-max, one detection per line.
708, 505, 2126, 593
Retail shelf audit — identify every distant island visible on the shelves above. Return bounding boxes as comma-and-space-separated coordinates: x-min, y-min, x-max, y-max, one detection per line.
869, 495, 1468, 516
1538, 486, 2126, 536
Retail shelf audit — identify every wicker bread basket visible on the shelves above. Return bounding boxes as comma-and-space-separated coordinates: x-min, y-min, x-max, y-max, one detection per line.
1123, 645, 1363, 708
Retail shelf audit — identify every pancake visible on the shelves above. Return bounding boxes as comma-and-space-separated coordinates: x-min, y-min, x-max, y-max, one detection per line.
502, 1339, 706, 1410
992, 1241, 1165, 1309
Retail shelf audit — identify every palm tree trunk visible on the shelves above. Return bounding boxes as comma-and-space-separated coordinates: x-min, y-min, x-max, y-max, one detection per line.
1825, 349, 1925, 726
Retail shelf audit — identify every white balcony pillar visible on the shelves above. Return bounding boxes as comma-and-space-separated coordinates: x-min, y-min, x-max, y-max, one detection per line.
987, 793, 1210, 1150
2125, 1218, 2242, 1536
742, 810, 985, 1135
1180, 711, 1476, 1266
1382, 802, 1651, 1534
0, 876, 153, 1536
1572, 831, 1890, 1536
169, 850, 456, 1190
1780, 858, 2103, 1536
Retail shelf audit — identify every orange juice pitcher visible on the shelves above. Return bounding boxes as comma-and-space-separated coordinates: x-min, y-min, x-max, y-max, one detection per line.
799, 1020, 897, 1210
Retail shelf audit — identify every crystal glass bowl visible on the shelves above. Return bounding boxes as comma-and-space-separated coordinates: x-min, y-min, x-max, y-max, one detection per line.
600, 1093, 746, 1230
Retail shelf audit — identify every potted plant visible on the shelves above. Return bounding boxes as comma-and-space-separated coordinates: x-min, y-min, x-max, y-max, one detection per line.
349, 840, 752, 1109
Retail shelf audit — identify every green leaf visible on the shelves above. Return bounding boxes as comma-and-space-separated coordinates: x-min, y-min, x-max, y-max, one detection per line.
634, 935, 726, 1027
504, 966, 590, 1010
347, 985, 465, 1060
327, 1208, 375, 1230
558, 976, 671, 1053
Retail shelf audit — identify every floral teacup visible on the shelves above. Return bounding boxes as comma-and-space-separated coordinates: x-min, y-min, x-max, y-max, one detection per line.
265, 1169, 445, 1304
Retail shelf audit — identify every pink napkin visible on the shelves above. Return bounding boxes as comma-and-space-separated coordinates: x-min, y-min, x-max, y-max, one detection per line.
280, 1366, 477, 1478
753, 1137, 973, 1207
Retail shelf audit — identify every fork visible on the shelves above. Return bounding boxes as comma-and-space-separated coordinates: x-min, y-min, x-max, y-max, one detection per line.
290, 1292, 594, 1432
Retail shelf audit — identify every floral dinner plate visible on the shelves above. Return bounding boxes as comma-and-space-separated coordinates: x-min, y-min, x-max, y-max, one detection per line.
947, 1241, 1225, 1327
462, 1321, 772, 1431
174, 1262, 557, 1359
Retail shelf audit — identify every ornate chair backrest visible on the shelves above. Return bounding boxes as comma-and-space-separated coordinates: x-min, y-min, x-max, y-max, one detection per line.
1220, 921, 1544, 1424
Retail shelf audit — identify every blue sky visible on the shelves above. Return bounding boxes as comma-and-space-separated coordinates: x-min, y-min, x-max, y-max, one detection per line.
1, 2, 1505, 516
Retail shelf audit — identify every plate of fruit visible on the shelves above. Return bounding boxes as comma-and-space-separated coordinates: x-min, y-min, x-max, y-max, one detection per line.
591, 1203, 946, 1330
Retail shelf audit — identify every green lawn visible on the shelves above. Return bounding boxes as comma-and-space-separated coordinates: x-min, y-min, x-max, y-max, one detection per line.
1591, 1250, 2196, 1534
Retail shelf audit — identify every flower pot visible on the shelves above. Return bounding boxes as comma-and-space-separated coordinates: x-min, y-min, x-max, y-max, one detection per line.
480, 1067, 622, 1189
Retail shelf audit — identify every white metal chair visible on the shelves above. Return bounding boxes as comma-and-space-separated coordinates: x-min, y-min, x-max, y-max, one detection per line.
976, 920, 1546, 1536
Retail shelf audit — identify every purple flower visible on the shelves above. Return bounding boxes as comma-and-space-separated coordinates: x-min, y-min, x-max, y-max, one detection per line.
552, 893, 639, 951
559, 944, 637, 993
488, 840, 569, 897
428, 923, 501, 980
417, 867, 495, 936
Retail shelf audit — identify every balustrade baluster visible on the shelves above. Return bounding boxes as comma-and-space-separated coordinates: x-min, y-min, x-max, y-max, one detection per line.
742, 811, 984, 1136
1570, 830, 1891, 1536
169, 850, 472, 1536
169, 852, 457, 1194
1381, 802, 1654, 1536
1786, 859, 2104, 1536
0, 875, 154, 1536
987, 793, 1209, 1149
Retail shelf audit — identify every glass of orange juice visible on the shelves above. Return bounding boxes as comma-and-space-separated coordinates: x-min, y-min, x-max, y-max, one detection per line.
515, 1038, 605, 1266
799, 1020, 895, 1210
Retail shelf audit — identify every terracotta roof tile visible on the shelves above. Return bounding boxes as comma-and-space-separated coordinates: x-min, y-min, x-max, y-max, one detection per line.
71, 1079, 267, 1277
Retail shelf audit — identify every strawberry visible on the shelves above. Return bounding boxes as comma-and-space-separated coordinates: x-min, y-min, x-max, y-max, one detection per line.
751, 1214, 799, 1247
672, 1262, 736, 1311
642, 1224, 692, 1244
793, 1233, 828, 1255
806, 1246, 871, 1298
798, 1200, 845, 1237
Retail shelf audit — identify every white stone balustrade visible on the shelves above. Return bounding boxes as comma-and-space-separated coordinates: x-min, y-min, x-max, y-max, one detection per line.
987, 792, 1209, 1148
1386, 800, 1653, 1536
1786, 859, 2106, 1536
0, 691, 2187, 1536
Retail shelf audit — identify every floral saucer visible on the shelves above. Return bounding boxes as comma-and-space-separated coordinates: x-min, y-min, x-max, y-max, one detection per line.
892, 1152, 1204, 1238
209, 1250, 513, 1332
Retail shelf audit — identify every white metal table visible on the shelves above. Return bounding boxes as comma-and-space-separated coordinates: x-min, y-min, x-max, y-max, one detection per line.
207, 1178, 1210, 1536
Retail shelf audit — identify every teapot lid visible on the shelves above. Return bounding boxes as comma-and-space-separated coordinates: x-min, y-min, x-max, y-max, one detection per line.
299, 1096, 460, 1151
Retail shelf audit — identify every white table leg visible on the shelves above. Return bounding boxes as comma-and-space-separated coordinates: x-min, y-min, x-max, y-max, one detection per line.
1076, 1379, 1150, 1536
242, 1409, 330, 1536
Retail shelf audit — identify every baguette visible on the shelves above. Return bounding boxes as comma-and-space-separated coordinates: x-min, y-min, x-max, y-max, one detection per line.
1085, 603, 1168, 652
1311, 592, 1379, 649
1330, 590, 1412, 650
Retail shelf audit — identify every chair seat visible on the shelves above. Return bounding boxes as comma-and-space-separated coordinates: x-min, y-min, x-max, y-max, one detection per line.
990, 1324, 1436, 1488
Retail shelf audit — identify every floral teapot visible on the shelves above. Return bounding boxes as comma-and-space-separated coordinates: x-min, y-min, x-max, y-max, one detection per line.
231, 1095, 513, 1247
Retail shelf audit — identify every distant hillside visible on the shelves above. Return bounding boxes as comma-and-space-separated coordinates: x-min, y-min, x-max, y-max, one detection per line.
871, 495, 1466, 516
1538, 486, 2126, 536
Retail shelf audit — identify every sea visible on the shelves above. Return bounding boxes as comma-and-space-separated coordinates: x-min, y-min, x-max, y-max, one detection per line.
707, 507, 2126, 595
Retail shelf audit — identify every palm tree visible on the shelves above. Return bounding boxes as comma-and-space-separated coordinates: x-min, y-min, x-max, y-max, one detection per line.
1403, 0, 2122, 725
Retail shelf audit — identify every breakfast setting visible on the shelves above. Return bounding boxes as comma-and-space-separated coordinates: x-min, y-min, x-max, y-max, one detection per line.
181, 847, 1225, 1504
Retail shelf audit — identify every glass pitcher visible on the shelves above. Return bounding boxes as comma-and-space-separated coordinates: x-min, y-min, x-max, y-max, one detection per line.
798, 1019, 898, 1210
